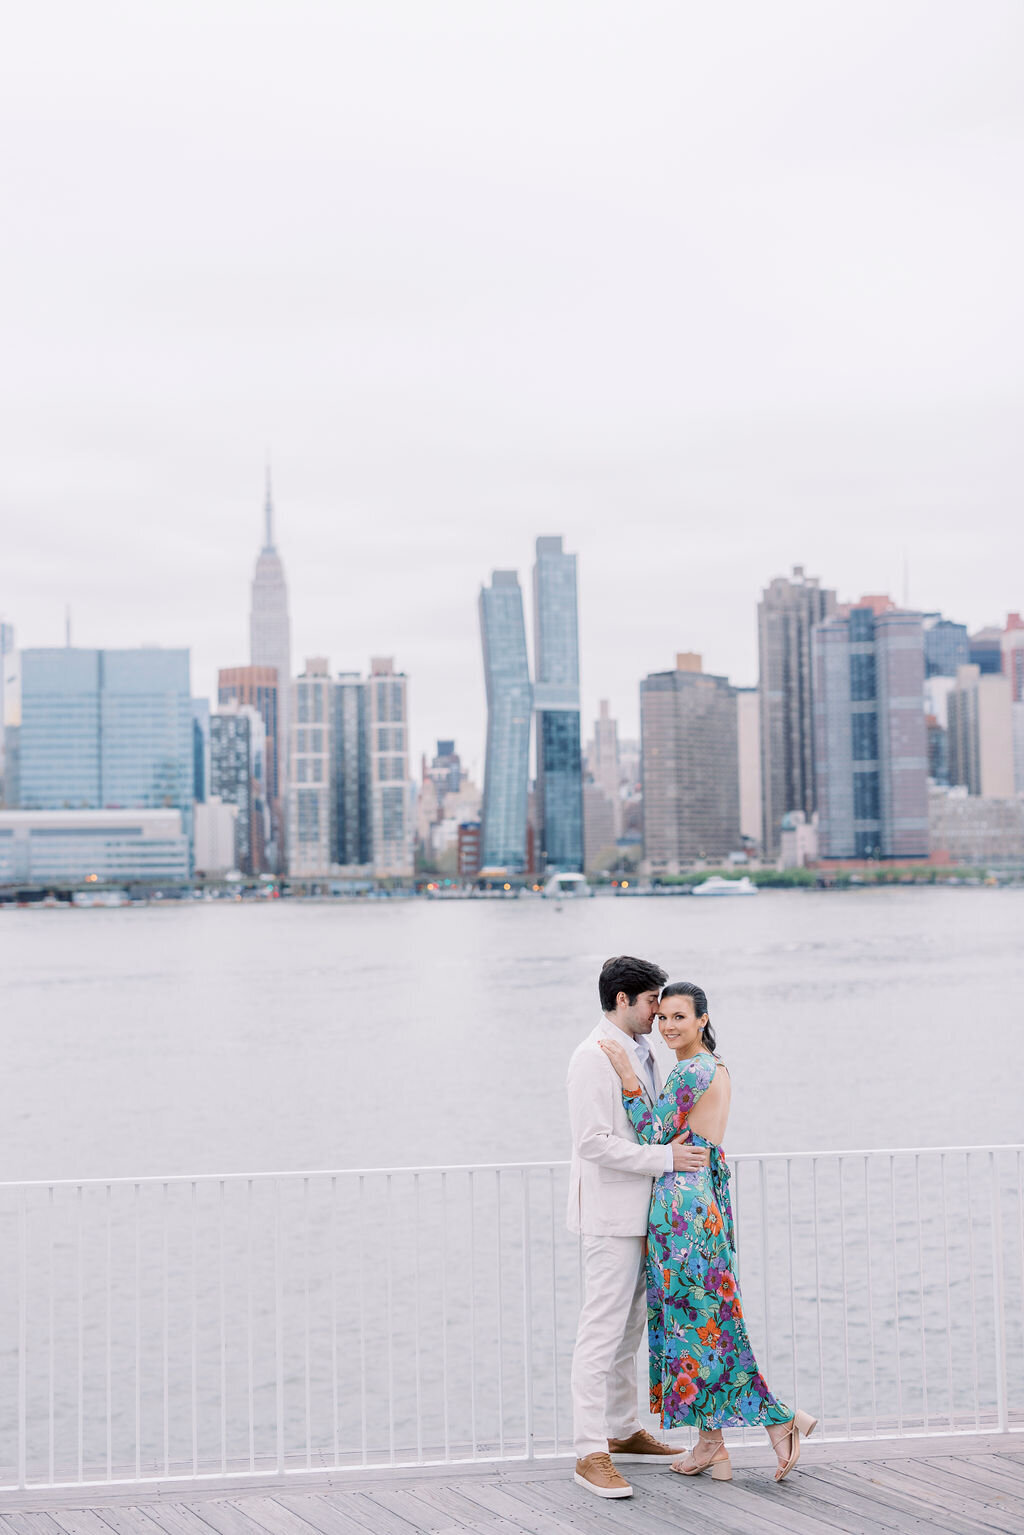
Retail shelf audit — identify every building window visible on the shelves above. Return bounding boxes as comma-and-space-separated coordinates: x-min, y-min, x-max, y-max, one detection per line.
379, 785, 404, 840
850, 653, 876, 702
853, 770, 880, 821
297, 789, 320, 842
850, 610, 874, 644
851, 712, 878, 762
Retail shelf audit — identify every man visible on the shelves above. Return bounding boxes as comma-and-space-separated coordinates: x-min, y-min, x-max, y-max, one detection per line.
567, 954, 710, 1498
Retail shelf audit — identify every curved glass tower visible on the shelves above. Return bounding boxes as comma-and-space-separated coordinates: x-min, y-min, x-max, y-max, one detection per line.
479, 572, 532, 871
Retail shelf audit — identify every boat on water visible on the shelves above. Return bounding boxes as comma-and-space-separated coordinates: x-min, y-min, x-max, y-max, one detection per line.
541, 871, 592, 899
691, 875, 758, 897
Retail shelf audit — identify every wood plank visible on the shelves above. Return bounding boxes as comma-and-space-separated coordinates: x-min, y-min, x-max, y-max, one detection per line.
808, 1461, 999, 1535
943, 1454, 1024, 1501
528, 1472, 737, 1535
392, 1482, 519, 1534
824, 1461, 1022, 1535
513, 1476, 696, 1535
94, 1509, 172, 1535
225, 1499, 326, 1535
128, 1506, 222, 1535
273, 1497, 381, 1535
543, 1471, 784, 1535
442, 1480, 584, 1535
49, 1514, 124, 1535
0, 1517, 66, 1535
792, 1465, 968, 1535
703, 1469, 906, 1535
888, 1459, 1024, 1534
973, 1454, 1024, 1487
321, 1492, 424, 1535
178, 1506, 257, 1535
637, 1474, 873, 1535
365, 1487, 499, 1534
121, 1506, 217, 1535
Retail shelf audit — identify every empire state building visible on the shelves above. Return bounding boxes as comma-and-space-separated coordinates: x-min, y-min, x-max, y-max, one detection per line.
249, 469, 292, 830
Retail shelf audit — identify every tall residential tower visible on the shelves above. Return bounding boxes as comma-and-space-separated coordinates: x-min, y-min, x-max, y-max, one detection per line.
533, 536, 583, 872
813, 607, 929, 859
479, 571, 532, 871
641, 653, 740, 871
758, 567, 836, 857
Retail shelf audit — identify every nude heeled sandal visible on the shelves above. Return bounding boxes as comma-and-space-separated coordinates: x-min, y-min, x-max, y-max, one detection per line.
770, 1408, 817, 1481
670, 1439, 733, 1481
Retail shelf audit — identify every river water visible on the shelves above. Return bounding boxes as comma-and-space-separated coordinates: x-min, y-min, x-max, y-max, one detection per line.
2, 887, 1022, 1182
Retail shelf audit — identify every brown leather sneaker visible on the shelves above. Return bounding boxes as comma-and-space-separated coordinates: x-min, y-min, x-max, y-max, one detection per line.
608, 1427, 684, 1463
574, 1452, 633, 1498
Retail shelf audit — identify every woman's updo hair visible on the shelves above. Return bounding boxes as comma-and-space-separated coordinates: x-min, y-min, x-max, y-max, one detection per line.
661, 981, 716, 1053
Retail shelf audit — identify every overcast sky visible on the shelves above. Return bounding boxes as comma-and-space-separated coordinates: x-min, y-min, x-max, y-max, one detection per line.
2, 1, 1021, 777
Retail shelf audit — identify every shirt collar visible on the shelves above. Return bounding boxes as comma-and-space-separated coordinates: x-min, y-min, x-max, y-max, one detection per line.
601, 1019, 653, 1060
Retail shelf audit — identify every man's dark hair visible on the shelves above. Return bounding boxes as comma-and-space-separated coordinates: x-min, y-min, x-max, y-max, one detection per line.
598, 955, 668, 1014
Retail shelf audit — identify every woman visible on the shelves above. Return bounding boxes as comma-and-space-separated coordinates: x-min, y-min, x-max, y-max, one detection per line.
599, 981, 815, 1482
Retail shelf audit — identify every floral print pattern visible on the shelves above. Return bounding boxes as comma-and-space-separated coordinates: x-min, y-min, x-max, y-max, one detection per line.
623, 1051, 792, 1431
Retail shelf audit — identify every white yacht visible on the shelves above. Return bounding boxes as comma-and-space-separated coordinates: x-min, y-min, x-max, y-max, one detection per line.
691, 875, 758, 897
541, 871, 592, 899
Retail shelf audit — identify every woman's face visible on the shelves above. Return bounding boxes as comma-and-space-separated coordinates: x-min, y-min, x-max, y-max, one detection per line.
657, 993, 706, 1054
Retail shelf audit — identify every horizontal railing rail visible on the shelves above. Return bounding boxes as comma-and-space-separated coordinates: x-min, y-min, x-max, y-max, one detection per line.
0, 1146, 1021, 1496
4, 1143, 1023, 1187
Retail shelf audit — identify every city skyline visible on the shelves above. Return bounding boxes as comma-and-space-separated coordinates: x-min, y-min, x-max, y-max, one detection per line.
4, 484, 1020, 782
5, 585, 1023, 883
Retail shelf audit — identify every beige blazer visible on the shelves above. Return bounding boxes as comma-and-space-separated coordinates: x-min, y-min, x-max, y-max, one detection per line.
566, 1020, 667, 1238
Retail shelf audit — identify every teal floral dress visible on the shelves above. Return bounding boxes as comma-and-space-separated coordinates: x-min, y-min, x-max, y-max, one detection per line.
623, 1052, 793, 1431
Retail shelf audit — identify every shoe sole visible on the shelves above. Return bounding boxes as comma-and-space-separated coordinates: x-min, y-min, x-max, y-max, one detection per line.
610, 1454, 681, 1468
573, 1473, 632, 1498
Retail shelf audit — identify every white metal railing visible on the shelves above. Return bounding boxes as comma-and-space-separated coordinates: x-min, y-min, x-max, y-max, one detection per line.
0, 1146, 1021, 1496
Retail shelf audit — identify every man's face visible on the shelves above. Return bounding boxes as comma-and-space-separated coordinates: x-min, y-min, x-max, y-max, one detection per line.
620, 989, 661, 1036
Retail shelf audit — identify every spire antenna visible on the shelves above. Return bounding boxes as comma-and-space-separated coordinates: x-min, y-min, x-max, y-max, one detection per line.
264, 460, 274, 549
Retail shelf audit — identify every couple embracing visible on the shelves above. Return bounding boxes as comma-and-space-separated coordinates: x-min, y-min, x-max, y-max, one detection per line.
566, 954, 815, 1499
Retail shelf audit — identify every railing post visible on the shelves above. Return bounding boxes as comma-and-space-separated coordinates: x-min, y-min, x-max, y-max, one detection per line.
521, 1168, 535, 1459
17, 1186, 27, 1491
274, 1177, 285, 1474
989, 1151, 1009, 1433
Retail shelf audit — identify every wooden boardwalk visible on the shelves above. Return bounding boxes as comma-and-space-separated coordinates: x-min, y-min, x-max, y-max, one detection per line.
2, 1435, 1023, 1535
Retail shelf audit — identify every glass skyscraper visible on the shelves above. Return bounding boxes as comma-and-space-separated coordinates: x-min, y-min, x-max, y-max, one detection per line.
922, 614, 969, 679
19, 649, 193, 834
333, 673, 372, 868
479, 571, 532, 871
0, 620, 18, 808
532, 536, 583, 872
